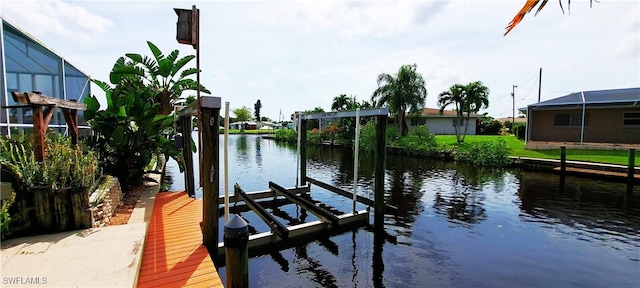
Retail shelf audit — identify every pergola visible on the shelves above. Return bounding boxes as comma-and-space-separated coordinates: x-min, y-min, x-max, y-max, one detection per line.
5, 91, 86, 162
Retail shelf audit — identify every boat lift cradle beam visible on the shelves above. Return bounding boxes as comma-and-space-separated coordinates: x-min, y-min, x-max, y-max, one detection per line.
304, 177, 398, 213
269, 181, 340, 227
235, 185, 289, 241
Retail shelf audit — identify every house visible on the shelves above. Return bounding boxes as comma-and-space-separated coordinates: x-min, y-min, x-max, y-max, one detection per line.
522, 87, 640, 144
0, 17, 91, 136
229, 121, 258, 130
406, 108, 480, 135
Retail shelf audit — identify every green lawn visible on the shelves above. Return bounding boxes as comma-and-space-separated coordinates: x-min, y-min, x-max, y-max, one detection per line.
435, 135, 638, 166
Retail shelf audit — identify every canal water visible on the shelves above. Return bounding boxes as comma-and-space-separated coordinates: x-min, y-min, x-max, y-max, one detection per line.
165, 134, 639, 287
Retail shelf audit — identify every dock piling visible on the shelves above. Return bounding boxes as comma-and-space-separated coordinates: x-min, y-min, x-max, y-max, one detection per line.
225, 214, 249, 288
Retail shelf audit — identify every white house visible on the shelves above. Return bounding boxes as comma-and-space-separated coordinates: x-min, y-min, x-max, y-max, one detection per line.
406, 108, 479, 135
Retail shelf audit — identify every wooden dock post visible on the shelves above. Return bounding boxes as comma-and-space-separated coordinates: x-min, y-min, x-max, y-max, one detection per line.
225, 214, 249, 288
299, 118, 307, 187
629, 149, 636, 194
374, 115, 386, 225
180, 117, 195, 197
200, 97, 221, 252
560, 146, 566, 175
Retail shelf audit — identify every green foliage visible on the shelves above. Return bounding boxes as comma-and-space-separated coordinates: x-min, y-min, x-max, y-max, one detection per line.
358, 122, 376, 152
514, 124, 526, 140
1, 191, 15, 239
478, 116, 503, 135
254, 100, 262, 121
385, 125, 400, 145
371, 64, 428, 136
233, 107, 252, 123
274, 129, 297, 144
110, 41, 209, 115
307, 130, 322, 145
452, 139, 510, 167
85, 81, 178, 187
0, 133, 100, 191
438, 81, 490, 143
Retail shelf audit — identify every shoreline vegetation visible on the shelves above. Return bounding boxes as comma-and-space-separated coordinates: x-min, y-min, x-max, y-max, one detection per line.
264, 127, 638, 167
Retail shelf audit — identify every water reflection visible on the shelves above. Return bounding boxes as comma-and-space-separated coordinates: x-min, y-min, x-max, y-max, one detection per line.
255, 136, 262, 168
169, 136, 640, 287
432, 170, 487, 225
517, 171, 640, 254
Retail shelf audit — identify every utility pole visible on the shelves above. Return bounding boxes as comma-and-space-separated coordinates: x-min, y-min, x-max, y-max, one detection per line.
538, 68, 542, 103
511, 85, 517, 128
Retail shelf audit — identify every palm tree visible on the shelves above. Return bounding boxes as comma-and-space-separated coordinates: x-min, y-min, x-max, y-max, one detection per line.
372, 64, 427, 136
438, 82, 490, 143
110, 41, 210, 115
505, 0, 594, 35
331, 94, 358, 111
437, 84, 466, 143
460, 81, 490, 142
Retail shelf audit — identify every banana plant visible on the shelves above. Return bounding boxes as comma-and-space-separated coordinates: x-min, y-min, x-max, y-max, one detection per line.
109, 41, 210, 115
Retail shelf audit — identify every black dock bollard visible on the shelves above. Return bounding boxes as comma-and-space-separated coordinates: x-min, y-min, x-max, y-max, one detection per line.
225, 214, 249, 288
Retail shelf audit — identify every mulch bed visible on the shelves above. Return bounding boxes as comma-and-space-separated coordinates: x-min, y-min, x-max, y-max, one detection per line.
106, 184, 146, 226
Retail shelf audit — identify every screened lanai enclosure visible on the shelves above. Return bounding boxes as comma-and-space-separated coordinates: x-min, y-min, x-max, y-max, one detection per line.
0, 17, 91, 137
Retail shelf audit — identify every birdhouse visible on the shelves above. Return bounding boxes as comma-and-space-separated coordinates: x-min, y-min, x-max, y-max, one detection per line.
174, 6, 198, 48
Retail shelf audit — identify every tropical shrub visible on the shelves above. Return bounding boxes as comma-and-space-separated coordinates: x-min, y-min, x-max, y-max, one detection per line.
307, 129, 322, 145
84, 82, 178, 187
478, 119, 503, 135
514, 124, 526, 140
274, 129, 297, 144
358, 122, 376, 152
386, 125, 400, 145
453, 139, 510, 167
0, 133, 99, 191
397, 126, 437, 156
1, 191, 15, 239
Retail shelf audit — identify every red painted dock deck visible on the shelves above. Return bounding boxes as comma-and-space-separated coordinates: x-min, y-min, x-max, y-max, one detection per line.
137, 192, 223, 288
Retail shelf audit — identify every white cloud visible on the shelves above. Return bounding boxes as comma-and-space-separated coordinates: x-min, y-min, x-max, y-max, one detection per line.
255, 1, 449, 40
1, 0, 637, 120
2, 0, 113, 39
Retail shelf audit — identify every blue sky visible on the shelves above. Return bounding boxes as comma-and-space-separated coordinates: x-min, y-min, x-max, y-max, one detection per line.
2, 0, 638, 121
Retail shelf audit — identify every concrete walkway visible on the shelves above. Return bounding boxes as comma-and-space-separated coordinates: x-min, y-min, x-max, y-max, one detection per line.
0, 173, 161, 287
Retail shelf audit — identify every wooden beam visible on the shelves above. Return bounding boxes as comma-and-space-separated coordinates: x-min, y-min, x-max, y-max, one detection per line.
181, 116, 195, 197
235, 186, 289, 241
11, 92, 86, 110
62, 108, 79, 146
201, 105, 221, 252
305, 177, 397, 213
269, 181, 339, 227
33, 106, 46, 162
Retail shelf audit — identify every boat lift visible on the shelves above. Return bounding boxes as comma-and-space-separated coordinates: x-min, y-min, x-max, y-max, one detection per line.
176, 97, 395, 258
210, 107, 395, 258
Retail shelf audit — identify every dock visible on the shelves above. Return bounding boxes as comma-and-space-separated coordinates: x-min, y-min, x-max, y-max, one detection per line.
214, 180, 380, 260
137, 192, 223, 288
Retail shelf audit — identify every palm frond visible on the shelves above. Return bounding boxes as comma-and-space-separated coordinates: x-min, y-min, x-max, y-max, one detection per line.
506, 0, 593, 35
504, 0, 542, 36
